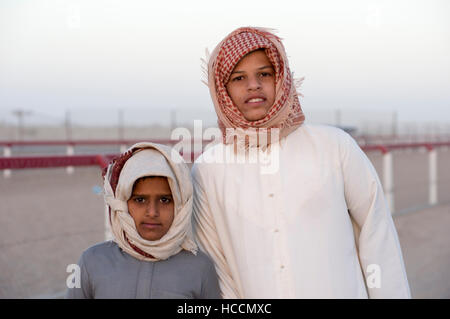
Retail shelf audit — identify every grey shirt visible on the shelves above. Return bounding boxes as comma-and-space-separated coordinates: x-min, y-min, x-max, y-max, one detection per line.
65, 241, 221, 299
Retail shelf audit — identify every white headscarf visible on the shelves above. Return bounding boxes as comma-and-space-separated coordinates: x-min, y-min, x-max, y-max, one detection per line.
103, 142, 198, 261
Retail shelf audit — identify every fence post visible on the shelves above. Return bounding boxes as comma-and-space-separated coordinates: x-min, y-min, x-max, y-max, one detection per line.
3, 145, 11, 178
66, 144, 74, 174
382, 150, 395, 213
428, 147, 438, 205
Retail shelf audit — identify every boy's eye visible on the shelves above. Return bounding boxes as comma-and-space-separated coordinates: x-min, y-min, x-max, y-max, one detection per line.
134, 197, 146, 204
231, 75, 244, 82
260, 72, 273, 77
160, 196, 172, 204
134, 197, 145, 204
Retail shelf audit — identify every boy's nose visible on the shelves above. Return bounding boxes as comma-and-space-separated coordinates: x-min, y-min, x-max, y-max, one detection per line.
145, 202, 159, 217
247, 76, 261, 91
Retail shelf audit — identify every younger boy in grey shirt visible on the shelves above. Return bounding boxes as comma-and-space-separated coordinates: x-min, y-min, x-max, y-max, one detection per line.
66, 142, 221, 299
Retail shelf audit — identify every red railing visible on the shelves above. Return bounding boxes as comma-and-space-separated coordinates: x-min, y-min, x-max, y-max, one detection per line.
1, 140, 449, 170
0, 152, 203, 170
0, 139, 201, 147
0, 139, 209, 170
1, 139, 450, 215
0, 154, 116, 170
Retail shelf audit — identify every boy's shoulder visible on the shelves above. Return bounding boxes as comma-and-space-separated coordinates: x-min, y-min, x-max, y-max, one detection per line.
192, 140, 226, 166
175, 249, 216, 270
294, 123, 350, 140
81, 242, 214, 265
80, 240, 120, 262
288, 123, 354, 148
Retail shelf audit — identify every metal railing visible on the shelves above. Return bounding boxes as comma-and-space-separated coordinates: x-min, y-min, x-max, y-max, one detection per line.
1, 139, 449, 216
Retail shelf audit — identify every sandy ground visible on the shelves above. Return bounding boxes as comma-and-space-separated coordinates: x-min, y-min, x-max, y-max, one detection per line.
394, 203, 450, 298
0, 148, 449, 298
0, 167, 105, 298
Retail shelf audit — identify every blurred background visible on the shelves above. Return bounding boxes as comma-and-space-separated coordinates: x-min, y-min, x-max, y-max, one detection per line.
0, 0, 449, 298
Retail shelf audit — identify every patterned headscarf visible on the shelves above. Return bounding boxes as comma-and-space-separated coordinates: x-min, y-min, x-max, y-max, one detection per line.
204, 27, 306, 146
102, 142, 197, 261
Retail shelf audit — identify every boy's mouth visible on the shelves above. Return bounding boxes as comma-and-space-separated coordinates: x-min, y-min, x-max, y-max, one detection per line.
245, 94, 267, 107
142, 223, 162, 229
245, 95, 266, 105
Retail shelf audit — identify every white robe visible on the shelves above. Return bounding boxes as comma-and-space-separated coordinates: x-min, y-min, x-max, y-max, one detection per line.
191, 124, 411, 299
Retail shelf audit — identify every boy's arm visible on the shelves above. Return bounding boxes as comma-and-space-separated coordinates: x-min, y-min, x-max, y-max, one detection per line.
191, 164, 241, 299
64, 252, 93, 299
200, 259, 222, 299
340, 131, 411, 298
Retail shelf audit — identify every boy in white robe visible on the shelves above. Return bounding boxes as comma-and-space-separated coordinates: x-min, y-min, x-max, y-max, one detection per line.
192, 27, 411, 299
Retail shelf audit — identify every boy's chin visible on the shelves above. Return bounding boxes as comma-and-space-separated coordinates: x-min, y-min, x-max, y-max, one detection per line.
138, 231, 165, 242
242, 110, 268, 122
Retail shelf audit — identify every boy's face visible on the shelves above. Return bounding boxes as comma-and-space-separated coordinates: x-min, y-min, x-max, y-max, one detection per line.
226, 49, 276, 122
127, 176, 174, 241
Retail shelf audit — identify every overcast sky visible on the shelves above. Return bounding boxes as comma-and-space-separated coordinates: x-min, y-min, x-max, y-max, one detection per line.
0, 0, 449, 127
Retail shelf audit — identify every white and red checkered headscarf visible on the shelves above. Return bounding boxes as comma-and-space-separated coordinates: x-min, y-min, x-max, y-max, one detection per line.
204, 27, 305, 145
